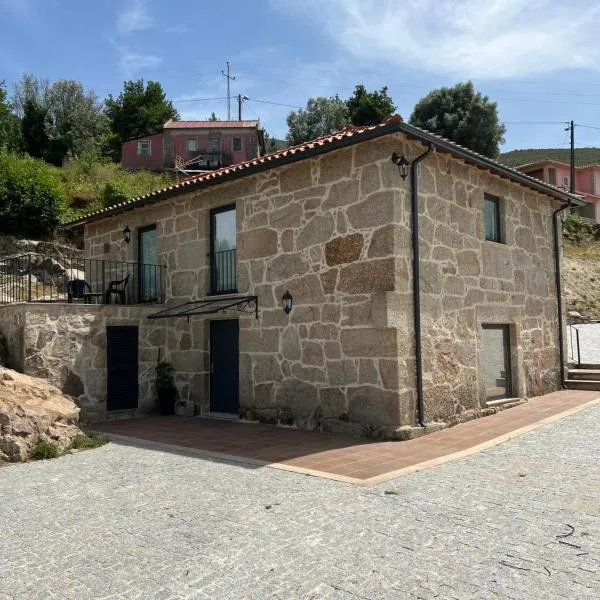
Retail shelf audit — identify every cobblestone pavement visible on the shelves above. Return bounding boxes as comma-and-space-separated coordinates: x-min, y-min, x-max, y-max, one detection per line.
1, 407, 600, 599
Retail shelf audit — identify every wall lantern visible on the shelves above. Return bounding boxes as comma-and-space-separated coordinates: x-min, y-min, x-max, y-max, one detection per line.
281, 290, 293, 314
391, 151, 410, 180
123, 225, 132, 244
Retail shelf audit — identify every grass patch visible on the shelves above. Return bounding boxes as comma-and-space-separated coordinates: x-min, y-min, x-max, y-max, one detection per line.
69, 432, 109, 450
30, 442, 60, 460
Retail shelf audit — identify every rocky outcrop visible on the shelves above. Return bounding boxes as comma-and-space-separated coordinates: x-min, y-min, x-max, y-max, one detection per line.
0, 367, 83, 462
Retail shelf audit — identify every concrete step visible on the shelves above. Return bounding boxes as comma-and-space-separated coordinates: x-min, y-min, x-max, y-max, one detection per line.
567, 369, 600, 381
564, 379, 600, 391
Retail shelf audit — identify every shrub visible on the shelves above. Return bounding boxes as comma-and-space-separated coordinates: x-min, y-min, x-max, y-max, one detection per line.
0, 151, 66, 238
29, 441, 60, 460
562, 212, 600, 245
70, 432, 109, 450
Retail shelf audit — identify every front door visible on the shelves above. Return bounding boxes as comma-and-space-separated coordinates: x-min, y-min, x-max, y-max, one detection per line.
210, 320, 239, 414
482, 324, 512, 401
107, 326, 139, 411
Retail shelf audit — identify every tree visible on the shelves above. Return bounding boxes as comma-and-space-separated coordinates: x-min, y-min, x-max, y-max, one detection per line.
409, 81, 506, 158
14, 74, 107, 165
21, 98, 51, 160
104, 79, 179, 160
286, 96, 349, 145
209, 112, 218, 121
0, 81, 21, 151
0, 151, 65, 238
346, 85, 396, 126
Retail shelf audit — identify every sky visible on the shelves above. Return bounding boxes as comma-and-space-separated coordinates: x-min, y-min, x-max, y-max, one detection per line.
1, 0, 600, 151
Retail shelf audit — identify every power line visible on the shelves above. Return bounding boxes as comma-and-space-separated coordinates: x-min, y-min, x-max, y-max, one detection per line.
502, 121, 568, 125
245, 97, 302, 109
575, 124, 600, 131
172, 96, 228, 103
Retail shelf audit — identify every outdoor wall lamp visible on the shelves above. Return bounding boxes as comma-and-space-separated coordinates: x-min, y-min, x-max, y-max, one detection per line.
123, 225, 131, 244
281, 290, 293, 314
391, 151, 410, 180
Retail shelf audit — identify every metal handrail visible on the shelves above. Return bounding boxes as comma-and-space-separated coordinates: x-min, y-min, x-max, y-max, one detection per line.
568, 324, 581, 367
0, 252, 166, 305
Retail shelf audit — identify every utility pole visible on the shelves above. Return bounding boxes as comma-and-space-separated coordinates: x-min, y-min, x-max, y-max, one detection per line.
237, 94, 248, 120
566, 120, 575, 193
221, 61, 235, 120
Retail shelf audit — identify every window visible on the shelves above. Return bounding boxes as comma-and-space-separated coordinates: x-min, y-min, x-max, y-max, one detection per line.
232, 137, 242, 152
137, 140, 151, 156
187, 137, 197, 152
482, 325, 512, 401
548, 168, 557, 185
210, 137, 220, 153
484, 193, 501, 242
210, 205, 236, 294
138, 225, 158, 302
563, 176, 570, 188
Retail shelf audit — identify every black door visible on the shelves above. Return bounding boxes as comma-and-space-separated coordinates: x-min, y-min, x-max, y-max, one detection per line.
210, 320, 239, 414
107, 326, 139, 411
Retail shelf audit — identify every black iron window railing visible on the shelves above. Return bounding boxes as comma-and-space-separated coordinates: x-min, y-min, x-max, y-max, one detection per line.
0, 253, 166, 305
211, 249, 236, 295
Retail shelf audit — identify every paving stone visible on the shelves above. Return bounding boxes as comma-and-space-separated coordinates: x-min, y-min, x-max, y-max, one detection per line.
1, 407, 600, 598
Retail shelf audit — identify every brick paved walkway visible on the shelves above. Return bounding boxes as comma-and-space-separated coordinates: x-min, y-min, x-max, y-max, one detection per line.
92, 389, 600, 485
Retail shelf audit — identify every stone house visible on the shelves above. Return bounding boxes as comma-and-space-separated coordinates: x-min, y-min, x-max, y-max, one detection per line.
0, 116, 580, 438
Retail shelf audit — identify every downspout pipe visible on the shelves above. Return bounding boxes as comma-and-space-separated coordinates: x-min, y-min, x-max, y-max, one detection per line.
553, 199, 571, 387
410, 143, 434, 428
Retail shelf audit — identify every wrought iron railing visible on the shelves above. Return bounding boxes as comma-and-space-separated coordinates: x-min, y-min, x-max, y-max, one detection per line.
0, 253, 166, 305
211, 249, 237, 295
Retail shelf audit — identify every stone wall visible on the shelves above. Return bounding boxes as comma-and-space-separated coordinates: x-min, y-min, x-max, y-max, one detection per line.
82, 130, 563, 435
0, 304, 168, 422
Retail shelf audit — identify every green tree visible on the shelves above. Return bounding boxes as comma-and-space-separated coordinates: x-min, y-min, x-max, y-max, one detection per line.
409, 81, 506, 158
346, 85, 396, 126
0, 151, 65, 238
14, 74, 107, 164
0, 81, 21, 151
209, 111, 218, 121
286, 96, 349, 145
104, 79, 179, 160
21, 98, 51, 160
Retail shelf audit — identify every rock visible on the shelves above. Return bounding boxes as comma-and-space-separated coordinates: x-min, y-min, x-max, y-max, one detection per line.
0, 367, 83, 462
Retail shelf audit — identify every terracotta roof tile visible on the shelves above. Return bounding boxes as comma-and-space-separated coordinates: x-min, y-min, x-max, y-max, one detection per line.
164, 120, 260, 129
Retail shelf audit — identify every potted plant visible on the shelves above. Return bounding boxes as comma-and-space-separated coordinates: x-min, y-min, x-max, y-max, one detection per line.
156, 360, 177, 415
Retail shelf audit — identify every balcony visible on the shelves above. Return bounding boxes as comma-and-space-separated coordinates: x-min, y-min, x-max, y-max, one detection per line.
176, 150, 233, 171
0, 253, 166, 305
211, 249, 236, 295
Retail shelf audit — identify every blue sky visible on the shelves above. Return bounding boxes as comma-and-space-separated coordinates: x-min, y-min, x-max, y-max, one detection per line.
1, 0, 600, 151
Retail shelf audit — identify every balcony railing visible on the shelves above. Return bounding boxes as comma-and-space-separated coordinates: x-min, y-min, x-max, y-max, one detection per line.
211, 249, 236, 295
0, 253, 166, 305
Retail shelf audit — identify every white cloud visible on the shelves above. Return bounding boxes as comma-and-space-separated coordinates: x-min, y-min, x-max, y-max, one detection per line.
283, 0, 600, 79
164, 24, 189, 34
117, 48, 162, 77
116, 0, 153, 35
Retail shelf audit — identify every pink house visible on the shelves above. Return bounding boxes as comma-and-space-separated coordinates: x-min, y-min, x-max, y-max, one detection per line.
121, 120, 265, 172
517, 160, 600, 222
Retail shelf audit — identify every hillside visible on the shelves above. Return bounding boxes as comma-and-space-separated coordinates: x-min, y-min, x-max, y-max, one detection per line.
499, 147, 600, 168
563, 243, 600, 318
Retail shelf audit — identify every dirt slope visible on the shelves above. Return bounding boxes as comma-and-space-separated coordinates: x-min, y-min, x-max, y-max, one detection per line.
563, 244, 600, 319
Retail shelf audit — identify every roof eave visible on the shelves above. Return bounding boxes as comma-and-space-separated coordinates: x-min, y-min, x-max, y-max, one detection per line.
397, 123, 584, 206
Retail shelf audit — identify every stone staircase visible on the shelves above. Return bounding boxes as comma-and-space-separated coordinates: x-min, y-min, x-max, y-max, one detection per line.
565, 364, 600, 391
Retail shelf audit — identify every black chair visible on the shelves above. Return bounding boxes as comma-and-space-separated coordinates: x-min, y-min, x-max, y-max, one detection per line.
67, 279, 103, 304
104, 275, 130, 305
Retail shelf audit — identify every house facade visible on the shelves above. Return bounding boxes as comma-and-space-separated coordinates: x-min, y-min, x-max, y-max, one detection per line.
0, 118, 579, 438
517, 160, 600, 222
121, 119, 266, 172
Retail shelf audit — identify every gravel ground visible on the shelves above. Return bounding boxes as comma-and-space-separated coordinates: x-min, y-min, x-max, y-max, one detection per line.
1, 406, 599, 599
